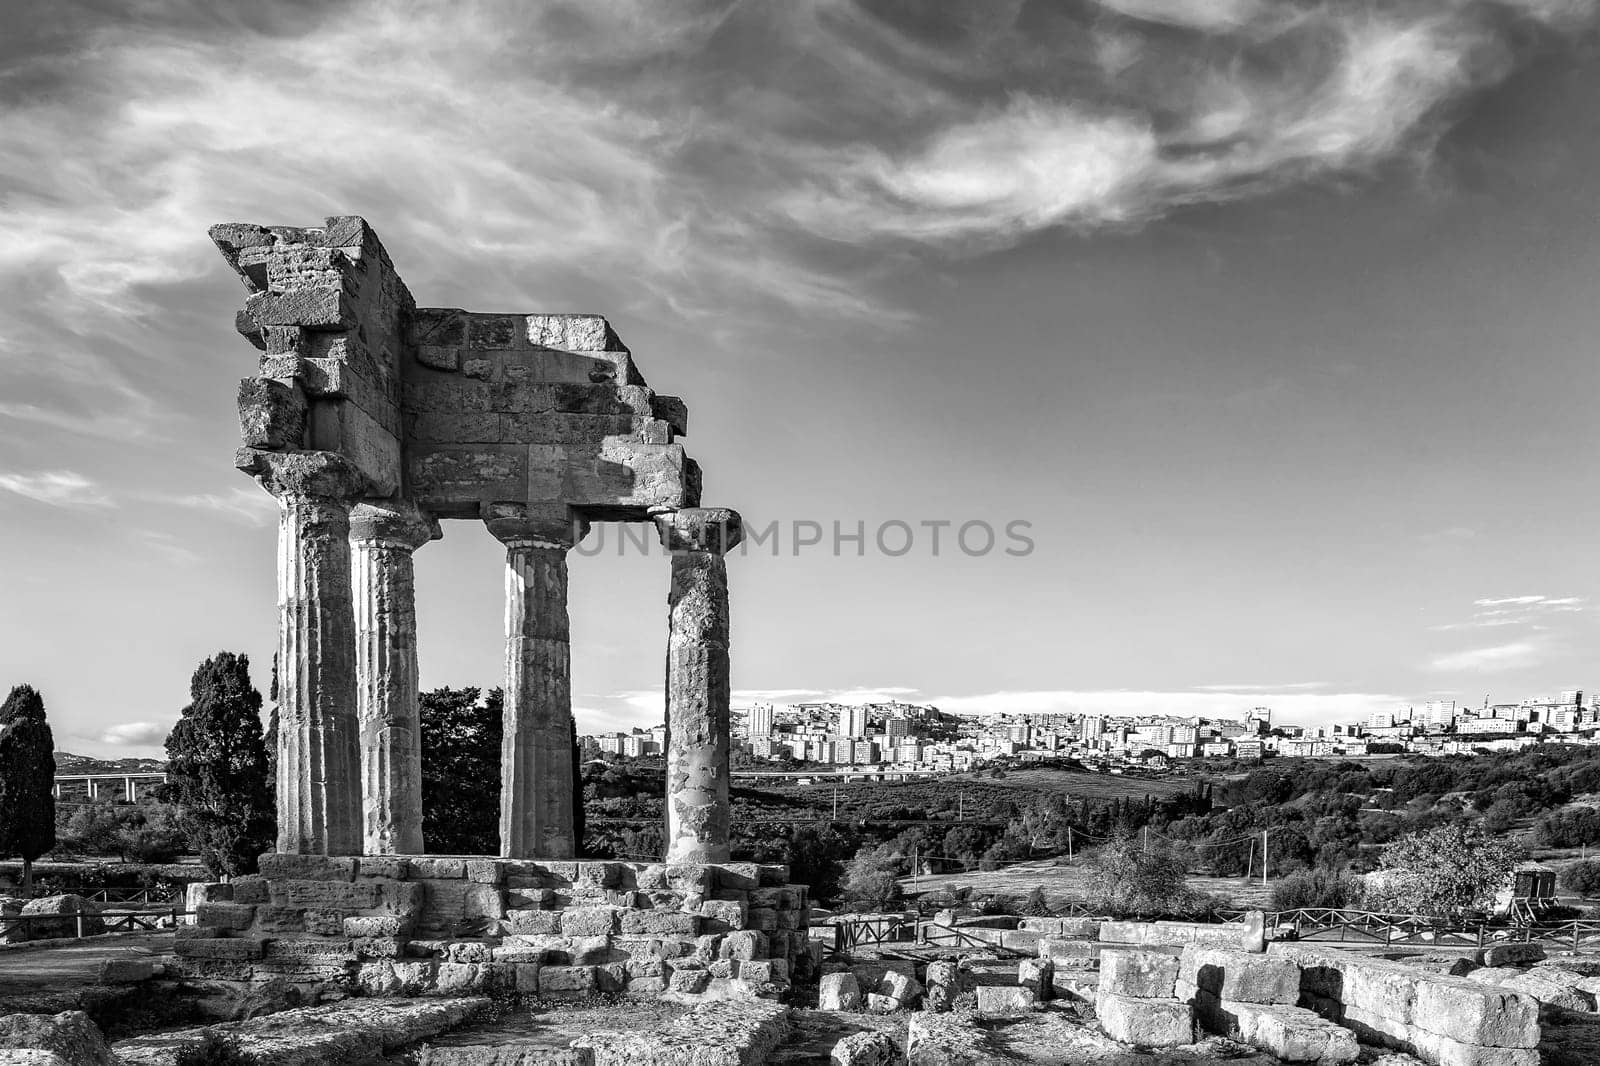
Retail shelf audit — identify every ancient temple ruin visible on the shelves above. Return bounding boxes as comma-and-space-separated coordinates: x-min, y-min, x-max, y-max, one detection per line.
211, 216, 740, 865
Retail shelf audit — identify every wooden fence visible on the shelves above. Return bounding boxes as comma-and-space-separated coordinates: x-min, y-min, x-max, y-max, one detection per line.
0, 907, 188, 943
1260, 908, 1600, 951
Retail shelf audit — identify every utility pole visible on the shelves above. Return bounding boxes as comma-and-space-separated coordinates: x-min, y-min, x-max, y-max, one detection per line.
911, 846, 918, 894
1245, 838, 1253, 882
1262, 829, 1269, 888
832, 784, 839, 823
1143, 825, 1149, 853
958, 791, 965, 822
1067, 826, 1074, 862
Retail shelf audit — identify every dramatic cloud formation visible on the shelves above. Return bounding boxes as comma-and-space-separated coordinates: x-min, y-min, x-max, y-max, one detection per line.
0, 0, 1592, 442
0, 470, 112, 508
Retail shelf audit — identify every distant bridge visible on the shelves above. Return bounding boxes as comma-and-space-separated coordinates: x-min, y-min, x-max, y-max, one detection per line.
51, 772, 168, 803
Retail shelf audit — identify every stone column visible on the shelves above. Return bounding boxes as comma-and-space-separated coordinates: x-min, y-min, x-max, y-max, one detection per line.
656, 508, 743, 863
487, 506, 589, 859
350, 501, 440, 855
240, 449, 367, 855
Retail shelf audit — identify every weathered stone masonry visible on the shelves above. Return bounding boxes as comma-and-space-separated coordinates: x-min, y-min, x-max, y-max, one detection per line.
171, 855, 810, 1000
211, 216, 739, 863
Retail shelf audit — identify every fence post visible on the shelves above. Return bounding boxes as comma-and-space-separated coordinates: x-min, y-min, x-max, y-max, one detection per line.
75, 913, 85, 939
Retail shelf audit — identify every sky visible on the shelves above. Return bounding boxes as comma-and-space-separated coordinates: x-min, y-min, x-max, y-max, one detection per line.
3, 0, 1600, 757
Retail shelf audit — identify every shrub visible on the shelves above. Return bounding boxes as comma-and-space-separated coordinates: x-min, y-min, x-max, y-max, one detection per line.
174, 1034, 256, 1066
1269, 868, 1352, 910
1084, 833, 1201, 918
1560, 859, 1600, 898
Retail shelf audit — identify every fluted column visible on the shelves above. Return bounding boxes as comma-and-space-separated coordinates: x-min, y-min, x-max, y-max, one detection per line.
656, 508, 743, 863
350, 501, 440, 855
487, 506, 589, 859
239, 449, 367, 855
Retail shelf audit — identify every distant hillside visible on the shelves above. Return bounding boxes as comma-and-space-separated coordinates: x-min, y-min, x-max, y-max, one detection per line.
53, 751, 166, 775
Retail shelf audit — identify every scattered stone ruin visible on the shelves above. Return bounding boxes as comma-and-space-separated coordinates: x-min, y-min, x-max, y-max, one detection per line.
209, 214, 737, 866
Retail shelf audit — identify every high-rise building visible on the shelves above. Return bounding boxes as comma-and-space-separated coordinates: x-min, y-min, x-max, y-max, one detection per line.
1080, 716, 1104, 744
838, 705, 868, 738
884, 716, 910, 739
1246, 708, 1272, 733
749, 703, 775, 738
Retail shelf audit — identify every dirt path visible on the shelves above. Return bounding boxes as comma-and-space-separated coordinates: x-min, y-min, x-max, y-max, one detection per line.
0, 932, 171, 999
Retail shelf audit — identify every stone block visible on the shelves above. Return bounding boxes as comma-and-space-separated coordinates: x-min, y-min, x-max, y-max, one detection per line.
700, 899, 746, 932
619, 910, 698, 936
1018, 958, 1053, 1000
507, 909, 563, 936
1409, 975, 1540, 1048
1096, 992, 1195, 1048
1099, 948, 1180, 999
0, 1010, 117, 1066
98, 959, 159, 984
669, 968, 711, 994
831, 1029, 896, 1066
356, 855, 410, 880
433, 962, 488, 993
284, 879, 381, 910
463, 884, 506, 920
303, 909, 347, 935
708, 959, 735, 979
740, 959, 790, 985
344, 915, 412, 937
1180, 945, 1300, 1004
819, 972, 861, 1010
464, 860, 505, 885
561, 907, 619, 937
865, 992, 899, 1013
709, 930, 759, 962
628, 976, 668, 994
351, 936, 406, 959
193, 903, 257, 931
409, 857, 467, 879
540, 965, 598, 995
906, 1010, 1000, 1065
174, 937, 266, 960
1037, 937, 1096, 966
1477, 942, 1545, 968
230, 877, 270, 904
1198, 997, 1359, 1063
258, 854, 357, 882
976, 985, 1035, 1016
1495, 969, 1594, 1013
718, 863, 761, 891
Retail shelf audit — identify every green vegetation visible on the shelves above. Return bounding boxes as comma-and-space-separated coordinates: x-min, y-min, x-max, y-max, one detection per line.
55, 799, 186, 863
173, 1033, 256, 1066
1560, 859, 1600, 898
1084, 833, 1209, 918
1365, 823, 1523, 917
163, 653, 274, 877
0, 684, 56, 892
419, 687, 504, 855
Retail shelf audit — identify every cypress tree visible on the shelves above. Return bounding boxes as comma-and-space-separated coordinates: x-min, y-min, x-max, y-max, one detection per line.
164, 653, 275, 878
0, 685, 57, 892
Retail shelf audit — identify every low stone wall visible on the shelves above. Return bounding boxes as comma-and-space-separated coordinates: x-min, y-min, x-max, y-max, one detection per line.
1269, 943, 1541, 1066
1099, 915, 1266, 954
167, 855, 808, 1002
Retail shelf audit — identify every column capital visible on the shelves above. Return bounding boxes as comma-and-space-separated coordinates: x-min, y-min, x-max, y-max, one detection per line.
349, 499, 441, 551
237, 447, 369, 501
656, 507, 743, 554
484, 503, 590, 551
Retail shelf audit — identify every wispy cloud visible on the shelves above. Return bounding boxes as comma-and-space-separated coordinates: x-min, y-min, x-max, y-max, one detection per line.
97, 721, 170, 747
1428, 639, 1549, 673
169, 486, 277, 526
0, 470, 113, 508
0, 0, 1588, 390
1431, 595, 1586, 631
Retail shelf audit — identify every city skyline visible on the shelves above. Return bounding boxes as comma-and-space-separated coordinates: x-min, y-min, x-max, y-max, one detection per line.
6, 2, 1600, 757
